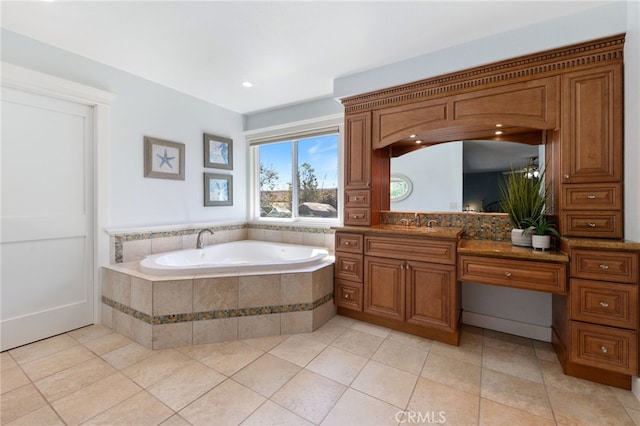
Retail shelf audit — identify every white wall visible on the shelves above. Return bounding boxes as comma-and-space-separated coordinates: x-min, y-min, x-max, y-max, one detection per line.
1, 29, 247, 230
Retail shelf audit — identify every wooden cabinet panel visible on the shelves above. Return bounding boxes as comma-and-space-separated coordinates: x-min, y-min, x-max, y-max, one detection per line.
344, 208, 370, 226
406, 261, 458, 331
344, 112, 372, 189
365, 236, 456, 265
570, 321, 637, 375
561, 211, 623, 239
364, 256, 405, 321
561, 183, 622, 210
571, 249, 638, 284
561, 65, 623, 183
335, 253, 363, 283
335, 279, 363, 311
570, 279, 638, 329
345, 190, 370, 207
458, 255, 567, 294
335, 232, 363, 254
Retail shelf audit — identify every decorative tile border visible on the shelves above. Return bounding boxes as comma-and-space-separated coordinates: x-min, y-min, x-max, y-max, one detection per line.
102, 292, 334, 325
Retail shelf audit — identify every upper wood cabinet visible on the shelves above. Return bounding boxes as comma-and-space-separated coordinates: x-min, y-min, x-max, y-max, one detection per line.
344, 111, 372, 189
561, 64, 623, 183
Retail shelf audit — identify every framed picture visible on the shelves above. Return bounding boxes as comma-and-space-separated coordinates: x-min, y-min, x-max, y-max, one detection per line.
144, 136, 185, 180
203, 133, 233, 170
204, 172, 233, 206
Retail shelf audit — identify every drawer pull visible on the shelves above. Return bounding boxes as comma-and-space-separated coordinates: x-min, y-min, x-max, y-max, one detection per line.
599, 301, 609, 308
504, 271, 512, 277
599, 264, 609, 270
601, 346, 608, 354
564, 173, 570, 179
344, 242, 350, 246
344, 293, 350, 299
587, 222, 597, 227
587, 195, 597, 199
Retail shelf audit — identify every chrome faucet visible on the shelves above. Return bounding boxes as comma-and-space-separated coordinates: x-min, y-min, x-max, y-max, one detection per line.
427, 220, 438, 228
196, 228, 213, 249
414, 212, 420, 228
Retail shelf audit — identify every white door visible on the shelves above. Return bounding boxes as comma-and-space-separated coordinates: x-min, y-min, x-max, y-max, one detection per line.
1, 87, 94, 351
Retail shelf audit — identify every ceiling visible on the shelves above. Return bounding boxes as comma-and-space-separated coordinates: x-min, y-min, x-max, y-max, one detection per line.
1, 1, 612, 114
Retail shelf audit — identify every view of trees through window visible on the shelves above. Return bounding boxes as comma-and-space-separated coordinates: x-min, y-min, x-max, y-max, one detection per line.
258, 133, 339, 219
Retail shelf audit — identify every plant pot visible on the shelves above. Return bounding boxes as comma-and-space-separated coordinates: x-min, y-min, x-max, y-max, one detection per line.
532, 235, 551, 250
511, 228, 532, 247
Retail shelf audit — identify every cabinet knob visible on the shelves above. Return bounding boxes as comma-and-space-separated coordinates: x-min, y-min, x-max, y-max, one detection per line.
587, 195, 597, 199
599, 301, 609, 308
344, 293, 350, 299
587, 222, 597, 228
599, 264, 609, 270
345, 242, 350, 246
504, 271, 512, 277
564, 173, 570, 179
601, 346, 608, 354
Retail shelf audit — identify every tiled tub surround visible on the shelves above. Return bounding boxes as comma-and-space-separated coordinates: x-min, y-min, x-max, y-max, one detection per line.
101, 262, 336, 350
109, 222, 336, 264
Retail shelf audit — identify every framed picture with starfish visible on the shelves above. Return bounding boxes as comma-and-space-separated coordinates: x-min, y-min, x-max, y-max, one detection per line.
143, 136, 185, 180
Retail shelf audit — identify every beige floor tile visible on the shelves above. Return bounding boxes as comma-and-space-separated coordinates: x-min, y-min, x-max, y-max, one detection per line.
330, 328, 384, 358
386, 330, 432, 352
81, 331, 132, 355
241, 400, 313, 426
533, 339, 560, 363
0, 384, 48, 424
539, 358, 614, 400
100, 341, 154, 370
547, 385, 634, 425
429, 330, 483, 366
51, 372, 141, 426
350, 320, 391, 338
481, 368, 553, 420
269, 334, 327, 367
159, 414, 191, 426
421, 352, 481, 395
9, 334, 78, 365
1, 351, 18, 371
146, 361, 226, 411
479, 397, 555, 426
326, 315, 356, 328
372, 338, 428, 375
408, 378, 479, 425
232, 353, 301, 397
626, 407, 640, 425
20, 345, 96, 382
611, 386, 640, 410
306, 346, 368, 386
240, 334, 289, 351
1, 366, 30, 395
82, 390, 174, 425
121, 349, 192, 388
68, 324, 113, 344
5, 404, 64, 426
34, 357, 116, 402
321, 388, 401, 426
482, 345, 543, 383
195, 341, 264, 376
351, 360, 418, 408
302, 322, 347, 344
179, 379, 266, 425
483, 329, 536, 356
271, 369, 346, 424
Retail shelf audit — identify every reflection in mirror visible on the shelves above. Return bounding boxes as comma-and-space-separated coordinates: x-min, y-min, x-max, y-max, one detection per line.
390, 140, 543, 212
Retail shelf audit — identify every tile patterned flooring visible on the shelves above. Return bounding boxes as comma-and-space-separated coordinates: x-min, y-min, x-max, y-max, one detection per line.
2, 315, 640, 425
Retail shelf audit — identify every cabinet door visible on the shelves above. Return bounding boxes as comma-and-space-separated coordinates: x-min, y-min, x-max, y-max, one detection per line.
561, 64, 622, 183
364, 256, 405, 321
406, 261, 458, 331
344, 111, 372, 189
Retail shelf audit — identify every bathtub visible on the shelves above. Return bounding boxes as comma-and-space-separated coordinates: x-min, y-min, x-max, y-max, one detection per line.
138, 240, 331, 276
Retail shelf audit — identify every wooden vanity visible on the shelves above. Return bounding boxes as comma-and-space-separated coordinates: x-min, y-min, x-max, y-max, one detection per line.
335, 34, 640, 389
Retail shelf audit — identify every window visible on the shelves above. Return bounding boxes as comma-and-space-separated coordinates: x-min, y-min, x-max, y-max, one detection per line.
253, 130, 340, 222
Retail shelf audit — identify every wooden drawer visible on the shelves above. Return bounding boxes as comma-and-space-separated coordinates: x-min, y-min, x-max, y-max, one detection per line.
570, 278, 638, 329
561, 211, 623, 239
570, 321, 638, 375
335, 252, 363, 283
335, 279, 363, 311
335, 233, 363, 254
345, 190, 370, 207
571, 249, 638, 284
344, 208, 370, 226
458, 255, 567, 294
561, 183, 622, 210
365, 236, 456, 265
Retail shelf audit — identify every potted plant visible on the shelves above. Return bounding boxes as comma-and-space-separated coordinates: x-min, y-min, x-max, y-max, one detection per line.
523, 215, 560, 250
498, 168, 545, 247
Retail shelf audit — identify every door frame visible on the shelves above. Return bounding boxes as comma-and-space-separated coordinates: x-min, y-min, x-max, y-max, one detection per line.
2, 62, 116, 325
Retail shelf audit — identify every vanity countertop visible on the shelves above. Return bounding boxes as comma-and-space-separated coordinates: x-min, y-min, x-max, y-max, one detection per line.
458, 239, 569, 263
562, 237, 640, 252
335, 225, 464, 240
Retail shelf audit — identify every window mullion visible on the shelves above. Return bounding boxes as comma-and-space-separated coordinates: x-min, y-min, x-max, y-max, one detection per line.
291, 140, 299, 219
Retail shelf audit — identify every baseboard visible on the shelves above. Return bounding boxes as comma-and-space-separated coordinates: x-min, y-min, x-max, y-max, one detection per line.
462, 311, 551, 342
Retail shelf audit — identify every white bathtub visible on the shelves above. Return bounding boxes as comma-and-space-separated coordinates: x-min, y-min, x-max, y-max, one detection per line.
139, 240, 331, 276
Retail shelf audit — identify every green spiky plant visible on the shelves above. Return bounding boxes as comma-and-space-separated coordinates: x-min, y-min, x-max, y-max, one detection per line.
522, 215, 560, 237
498, 168, 546, 230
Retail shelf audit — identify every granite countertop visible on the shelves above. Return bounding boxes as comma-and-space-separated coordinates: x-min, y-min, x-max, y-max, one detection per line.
336, 225, 464, 240
458, 239, 570, 263
562, 237, 640, 252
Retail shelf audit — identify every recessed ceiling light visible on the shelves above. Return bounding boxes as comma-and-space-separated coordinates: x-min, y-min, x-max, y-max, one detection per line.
409, 134, 416, 138
242, 81, 253, 88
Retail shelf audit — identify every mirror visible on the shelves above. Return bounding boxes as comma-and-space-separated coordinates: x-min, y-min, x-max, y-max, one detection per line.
390, 140, 543, 212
